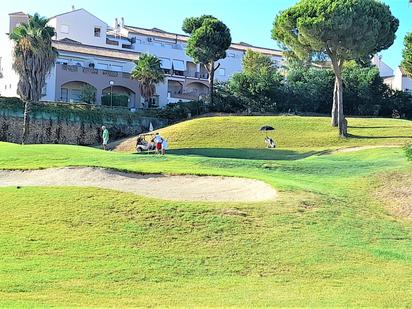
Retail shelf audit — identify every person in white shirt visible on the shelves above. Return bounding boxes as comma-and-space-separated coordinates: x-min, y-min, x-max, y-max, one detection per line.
161, 139, 168, 155
154, 133, 163, 154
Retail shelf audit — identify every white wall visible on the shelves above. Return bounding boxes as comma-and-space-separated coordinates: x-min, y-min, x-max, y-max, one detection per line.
372, 55, 394, 77
0, 35, 19, 97
402, 76, 412, 93
391, 67, 412, 92
49, 9, 108, 47
127, 34, 248, 82
2, 8, 285, 106
42, 65, 57, 101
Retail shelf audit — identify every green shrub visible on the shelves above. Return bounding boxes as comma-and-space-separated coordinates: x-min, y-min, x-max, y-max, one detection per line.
80, 85, 97, 104
101, 94, 129, 107
405, 144, 412, 160
149, 100, 206, 122
0, 97, 157, 125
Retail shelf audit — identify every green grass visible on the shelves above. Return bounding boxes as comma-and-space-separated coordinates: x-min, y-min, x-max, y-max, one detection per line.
0, 116, 411, 307
151, 115, 412, 149
115, 116, 412, 159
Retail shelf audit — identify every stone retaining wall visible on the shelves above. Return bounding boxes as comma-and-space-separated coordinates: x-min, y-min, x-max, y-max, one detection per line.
0, 110, 167, 145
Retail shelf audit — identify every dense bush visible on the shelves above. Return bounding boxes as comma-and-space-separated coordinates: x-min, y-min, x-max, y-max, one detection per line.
153, 100, 206, 122
225, 50, 284, 113
382, 90, 412, 119
101, 94, 129, 107
210, 82, 247, 113
0, 97, 155, 124
284, 63, 334, 114
212, 59, 412, 118
80, 85, 97, 104
405, 144, 412, 160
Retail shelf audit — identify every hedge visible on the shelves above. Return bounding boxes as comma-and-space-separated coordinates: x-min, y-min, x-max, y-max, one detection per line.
0, 97, 161, 125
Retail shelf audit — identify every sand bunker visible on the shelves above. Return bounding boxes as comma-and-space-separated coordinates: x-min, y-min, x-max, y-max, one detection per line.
0, 167, 277, 202
330, 145, 399, 154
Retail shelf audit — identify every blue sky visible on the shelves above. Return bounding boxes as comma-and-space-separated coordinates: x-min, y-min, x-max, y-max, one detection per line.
1, 0, 410, 69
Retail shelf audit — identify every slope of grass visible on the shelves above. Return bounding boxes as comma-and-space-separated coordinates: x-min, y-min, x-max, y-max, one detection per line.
0, 115, 411, 307
115, 116, 412, 153
0, 142, 408, 195
0, 184, 411, 307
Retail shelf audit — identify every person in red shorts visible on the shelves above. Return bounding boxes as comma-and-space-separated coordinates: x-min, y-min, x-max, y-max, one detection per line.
154, 132, 163, 154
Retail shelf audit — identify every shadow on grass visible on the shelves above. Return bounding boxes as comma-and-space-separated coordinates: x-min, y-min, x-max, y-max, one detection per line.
348, 134, 412, 139
167, 148, 325, 160
349, 125, 412, 129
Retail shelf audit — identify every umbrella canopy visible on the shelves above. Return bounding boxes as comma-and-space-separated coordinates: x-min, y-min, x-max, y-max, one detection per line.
259, 125, 275, 131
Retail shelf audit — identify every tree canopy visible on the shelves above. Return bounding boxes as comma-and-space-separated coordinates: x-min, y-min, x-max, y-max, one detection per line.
182, 15, 231, 104
272, 0, 399, 137
229, 50, 283, 113
9, 13, 57, 144
10, 13, 57, 102
131, 54, 164, 107
401, 33, 412, 78
242, 49, 277, 75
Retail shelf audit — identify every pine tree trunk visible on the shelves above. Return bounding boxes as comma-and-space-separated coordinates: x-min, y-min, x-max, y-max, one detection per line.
331, 81, 338, 127
331, 57, 348, 138
207, 62, 215, 106
336, 75, 347, 137
21, 101, 31, 145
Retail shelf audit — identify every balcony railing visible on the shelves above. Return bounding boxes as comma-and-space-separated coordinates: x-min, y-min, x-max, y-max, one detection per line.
102, 70, 119, 77
60, 64, 131, 80
168, 89, 208, 100
59, 63, 208, 81
165, 69, 209, 80
186, 71, 209, 79
82, 67, 98, 75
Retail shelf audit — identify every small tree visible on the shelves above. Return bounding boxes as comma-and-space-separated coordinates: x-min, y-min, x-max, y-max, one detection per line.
242, 49, 276, 75
182, 15, 232, 105
131, 54, 164, 107
273, 0, 398, 137
401, 33, 412, 78
229, 50, 283, 113
10, 13, 58, 144
80, 84, 96, 104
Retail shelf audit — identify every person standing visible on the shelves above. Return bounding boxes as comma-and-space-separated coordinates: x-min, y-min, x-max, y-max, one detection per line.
154, 132, 163, 154
161, 139, 168, 155
102, 126, 109, 151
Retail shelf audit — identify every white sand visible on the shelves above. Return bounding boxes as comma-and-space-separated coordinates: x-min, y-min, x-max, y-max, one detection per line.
331, 145, 399, 154
0, 167, 277, 202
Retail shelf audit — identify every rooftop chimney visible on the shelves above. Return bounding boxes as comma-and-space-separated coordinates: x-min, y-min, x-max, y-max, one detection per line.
114, 18, 119, 29
72, 5, 75, 11
121, 17, 124, 28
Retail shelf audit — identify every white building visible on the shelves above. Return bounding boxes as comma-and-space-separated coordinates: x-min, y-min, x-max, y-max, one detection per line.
372, 55, 412, 94
0, 8, 283, 108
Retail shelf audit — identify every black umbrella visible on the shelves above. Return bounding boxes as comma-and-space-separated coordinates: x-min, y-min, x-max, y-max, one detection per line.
259, 125, 275, 137
259, 125, 275, 132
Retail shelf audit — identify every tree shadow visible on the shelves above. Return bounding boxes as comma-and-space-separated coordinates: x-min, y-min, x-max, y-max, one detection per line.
348, 134, 412, 139
349, 125, 412, 129
167, 148, 325, 161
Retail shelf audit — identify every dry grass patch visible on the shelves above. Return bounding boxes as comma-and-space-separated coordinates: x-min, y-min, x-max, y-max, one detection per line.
377, 171, 412, 219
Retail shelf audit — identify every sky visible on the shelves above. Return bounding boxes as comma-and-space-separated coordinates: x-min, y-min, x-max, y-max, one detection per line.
1, 0, 411, 69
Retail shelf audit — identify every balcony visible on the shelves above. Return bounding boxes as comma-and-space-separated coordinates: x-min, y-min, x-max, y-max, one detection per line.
168, 88, 208, 101
60, 64, 131, 80
165, 70, 209, 80
185, 71, 209, 80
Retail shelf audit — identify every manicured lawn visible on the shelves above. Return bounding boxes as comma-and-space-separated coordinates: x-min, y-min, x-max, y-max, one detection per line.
115, 116, 412, 154
0, 116, 411, 307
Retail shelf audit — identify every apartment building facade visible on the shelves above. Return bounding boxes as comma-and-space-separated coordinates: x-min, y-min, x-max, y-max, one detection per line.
372, 55, 412, 94
0, 8, 283, 109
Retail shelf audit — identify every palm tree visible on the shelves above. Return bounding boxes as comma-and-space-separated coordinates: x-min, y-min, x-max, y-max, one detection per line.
131, 54, 164, 108
9, 13, 58, 144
